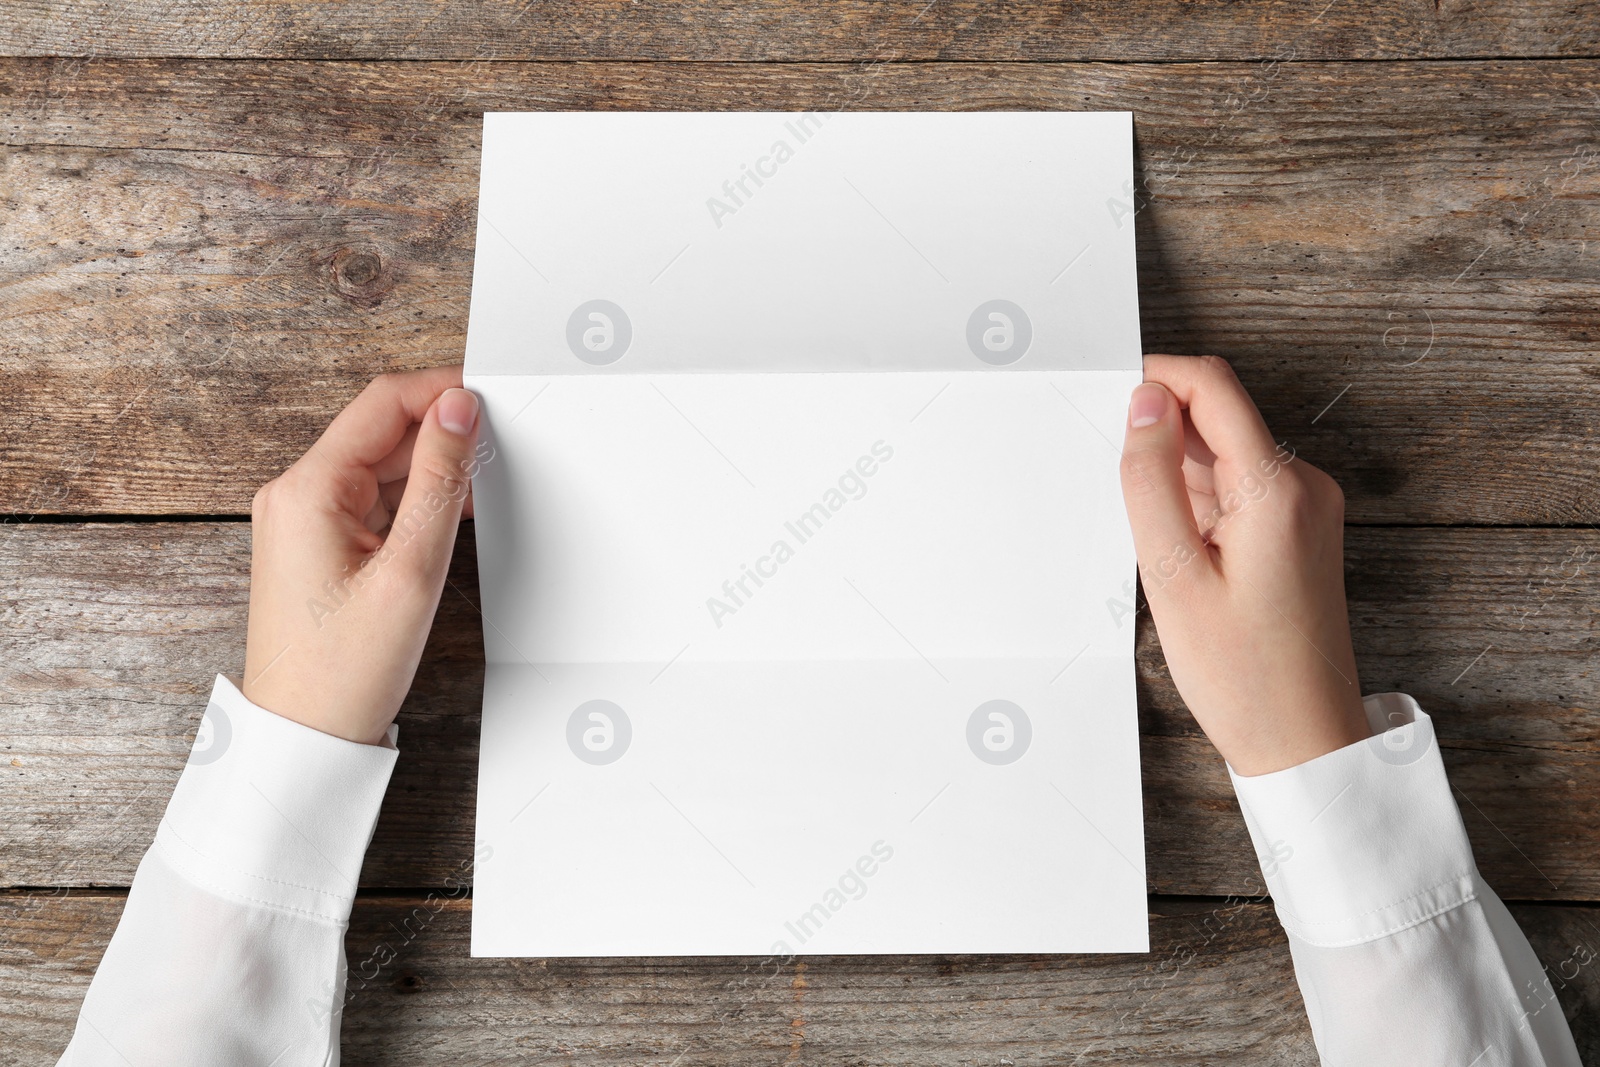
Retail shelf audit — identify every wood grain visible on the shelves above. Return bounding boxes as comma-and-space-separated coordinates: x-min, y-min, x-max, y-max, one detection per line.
3, 1, 1599, 62
3, 522, 1595, 898
3, 8, 1596, 1063
2, 58, 1598, 521
4, 891, 1596, 1065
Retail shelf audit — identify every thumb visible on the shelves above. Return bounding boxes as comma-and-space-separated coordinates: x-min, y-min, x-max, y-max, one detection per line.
1119, 382, 1211, 591
386, 387, 480, 583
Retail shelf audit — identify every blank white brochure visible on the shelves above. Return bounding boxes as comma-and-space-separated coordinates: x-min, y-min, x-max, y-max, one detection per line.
465, 110, 1148, 957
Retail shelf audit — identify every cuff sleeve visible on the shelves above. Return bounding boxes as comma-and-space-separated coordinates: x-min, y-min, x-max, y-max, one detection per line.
1227, 692, 1479, 948
152, 674, 399, 924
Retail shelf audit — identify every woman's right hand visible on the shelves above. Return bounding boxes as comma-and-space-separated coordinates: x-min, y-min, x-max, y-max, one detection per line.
1118, 354, 1371, 776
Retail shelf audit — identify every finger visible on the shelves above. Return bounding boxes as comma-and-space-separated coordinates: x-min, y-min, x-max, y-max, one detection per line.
373, 423, 421, 484
1176, 408, 1221, 530
383, 387, 479, 586
311, 366, 464, 481
361, 495, 391, 535
378, 475, 409, 514
1142, 355, 1278, 467
1181, 408, 1218, 468
1120, 382, 1214, 588
1184, 476, 1219, 536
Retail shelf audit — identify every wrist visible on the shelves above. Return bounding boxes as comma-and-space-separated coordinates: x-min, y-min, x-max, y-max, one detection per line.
1211, 693, 1373, 776
241, 675, 395, 748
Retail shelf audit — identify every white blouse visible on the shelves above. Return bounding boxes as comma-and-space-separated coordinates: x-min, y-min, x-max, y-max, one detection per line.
57, 677, 1581, 1065
1228, 692, 1581, 1066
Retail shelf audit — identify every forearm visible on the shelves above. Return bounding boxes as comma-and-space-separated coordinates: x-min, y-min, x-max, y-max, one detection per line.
59, 676, 397, 1067
1230, 693, 1580, 1066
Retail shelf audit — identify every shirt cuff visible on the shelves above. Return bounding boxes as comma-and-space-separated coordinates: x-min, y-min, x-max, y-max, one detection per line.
149, 674, 399, 925
1227, 693, 1479, 949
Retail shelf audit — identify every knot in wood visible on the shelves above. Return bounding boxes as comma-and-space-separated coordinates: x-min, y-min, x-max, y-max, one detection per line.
329, 247, 393, 308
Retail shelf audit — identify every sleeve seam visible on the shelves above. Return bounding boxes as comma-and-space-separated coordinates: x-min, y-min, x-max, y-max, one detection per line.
1279, 884, 1481, 948
158, 820, 355, 902
154, 827, 352, 926
1271, 868, 1477, 930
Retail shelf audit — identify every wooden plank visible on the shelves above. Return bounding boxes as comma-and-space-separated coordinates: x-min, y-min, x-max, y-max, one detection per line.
3, 523, 1596, 898
2, 59, 1598, 521
3, 1, 1598, 61
4, 891, 1595, 1064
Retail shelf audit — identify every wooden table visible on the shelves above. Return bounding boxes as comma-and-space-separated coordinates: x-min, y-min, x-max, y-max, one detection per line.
3, 3, 1597, 1062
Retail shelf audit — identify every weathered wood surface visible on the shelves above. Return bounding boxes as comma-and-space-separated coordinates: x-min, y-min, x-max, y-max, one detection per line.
1, 59, 1599, 521
3, 522, 1595, 898
2, 5, 1595, 1062
4, 0, 1599, 62
4, 891, 1598, 1065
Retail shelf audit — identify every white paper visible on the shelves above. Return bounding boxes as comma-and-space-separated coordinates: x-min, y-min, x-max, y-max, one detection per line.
466, 111, 1148, 956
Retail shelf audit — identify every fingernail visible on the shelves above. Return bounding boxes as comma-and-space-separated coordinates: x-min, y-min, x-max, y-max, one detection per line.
439, 388, 480, 436
1128, 383, 1168, 429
